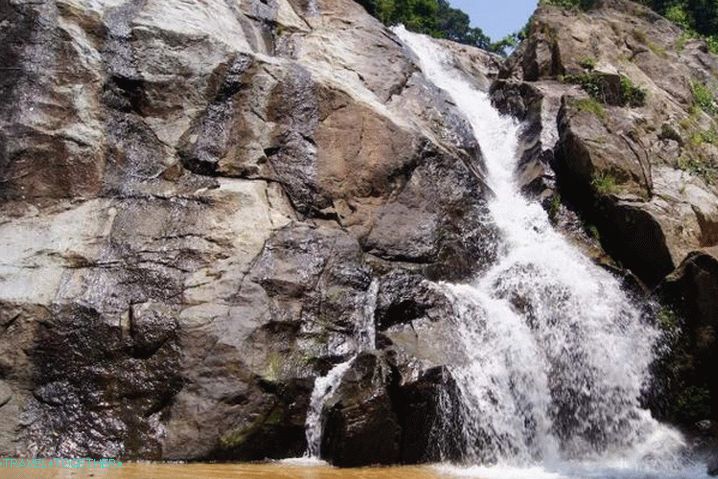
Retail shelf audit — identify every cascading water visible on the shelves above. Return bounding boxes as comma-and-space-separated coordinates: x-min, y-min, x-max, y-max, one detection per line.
394, 26, 709, 479
304, 360, 354, 459
304, 279, 380, 459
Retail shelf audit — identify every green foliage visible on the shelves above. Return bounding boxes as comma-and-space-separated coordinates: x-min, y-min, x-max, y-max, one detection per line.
564, 73, 646, 107
665, 4, 691, 29
540, 0, 596, 9
689, 128, 718, 146
675, 31, 693, 51
579, 56, 596, 70
691, 81, 717, 114
638, 0, 718, 53
548, 194, 562, 221
591, 171, 619, 195
657, 307, 680, 332
678, 155, 718, 184
620, 76, 647, 107
573, 97, 606, 120
707, 35, 718, 54
563, 72, 606, 100
675, 385, 712, 422
489, 33, 520, 56
357, 0, 492, 49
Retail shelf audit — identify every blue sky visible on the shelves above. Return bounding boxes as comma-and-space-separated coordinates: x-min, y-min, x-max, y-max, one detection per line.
450, 0, 538, 40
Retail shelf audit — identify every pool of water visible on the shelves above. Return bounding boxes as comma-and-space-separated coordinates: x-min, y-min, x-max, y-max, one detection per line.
1, 462, 447, 479
3, 460, 712, 479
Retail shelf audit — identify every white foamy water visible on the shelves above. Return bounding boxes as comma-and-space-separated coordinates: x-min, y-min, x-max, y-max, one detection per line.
394, 26, 709, 479
305, 359, 354, 458
304, 279, 380, 458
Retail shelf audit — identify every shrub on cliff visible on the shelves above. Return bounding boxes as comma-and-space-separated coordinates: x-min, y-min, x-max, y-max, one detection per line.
637, 0, 718, 52
356, 0, 492, 49
539, 0, 596, 9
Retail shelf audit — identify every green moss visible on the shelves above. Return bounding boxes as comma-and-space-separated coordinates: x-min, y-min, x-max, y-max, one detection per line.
573, 98, 606, 120
564, 72, 646, 107
218, 405, 285, 449
632, 29, 648, 44
675, 33, 689, 52
689, 128, 718, 146
620, 76, 647, 107
579, 56, 597, 70
631, 29, 667, 56
219, 417, 263, 449
679, 108, 700, 130
548, 194, 562, 221
649, 41, 668, 57
678, 155, 718, 184
263, 352, 283, 382
657, 307, 680, 332
591, 171, 620, 195
691, 81, 717, 114
265, 406, 285, 426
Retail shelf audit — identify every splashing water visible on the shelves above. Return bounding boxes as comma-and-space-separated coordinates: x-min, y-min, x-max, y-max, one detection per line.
304, 359, 354, 458
393, 26, 708, 479
304, 279, 380, 458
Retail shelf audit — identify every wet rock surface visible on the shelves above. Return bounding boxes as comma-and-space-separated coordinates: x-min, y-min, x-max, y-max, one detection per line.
3, 0, 716, 466
655, 247, 718, 426
501, 0, 718, 427
0, 0, 497, 465
321, 353, 400, 467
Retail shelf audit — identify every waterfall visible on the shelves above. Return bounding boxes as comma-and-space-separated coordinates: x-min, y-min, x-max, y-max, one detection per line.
394, 26, 708, 479
304, 360, 354, 458
304, 279, 380, 459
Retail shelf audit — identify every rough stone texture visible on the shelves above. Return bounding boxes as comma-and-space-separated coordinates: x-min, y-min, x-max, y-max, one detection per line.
0, 0, 498, 465
498, 0, 718, 427
497, 0, 718, 288
656, 247, 718, 425
321, 353, 400, 467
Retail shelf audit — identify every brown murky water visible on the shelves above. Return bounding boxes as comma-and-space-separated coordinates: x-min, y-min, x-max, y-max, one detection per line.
2, 462, 452, 479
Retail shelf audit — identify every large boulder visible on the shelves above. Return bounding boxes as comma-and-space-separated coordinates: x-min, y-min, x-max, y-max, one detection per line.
321, 353, 400, 467
320, 352, 458, 466
656, 248, 718, 426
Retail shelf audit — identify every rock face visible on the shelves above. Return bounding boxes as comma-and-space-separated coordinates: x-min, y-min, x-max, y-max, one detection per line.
498, 0, 718, 286
321, 353, 401, 467
0, 0, 497, 464
497, 0, 718, 427
3, 0, 716, 465
656, 248, 718, 425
